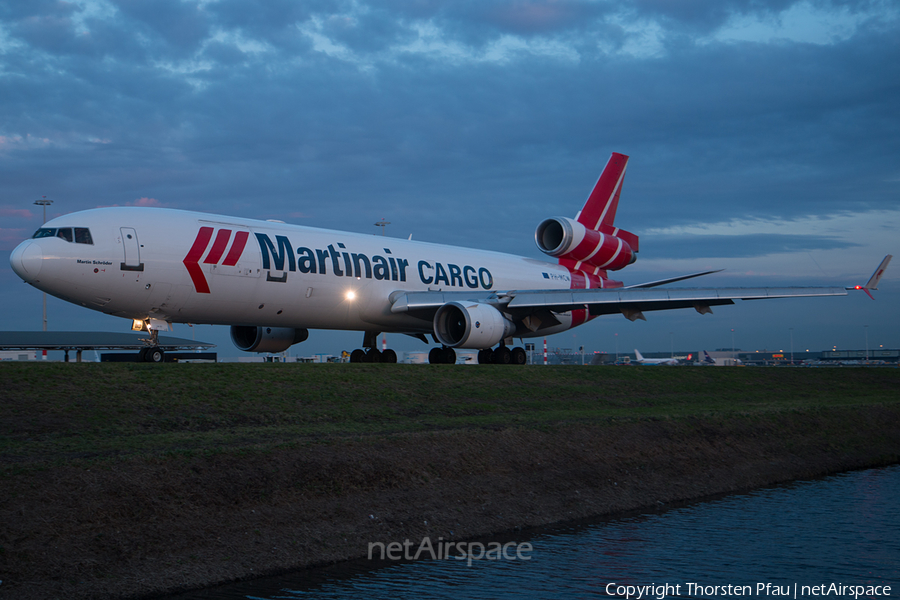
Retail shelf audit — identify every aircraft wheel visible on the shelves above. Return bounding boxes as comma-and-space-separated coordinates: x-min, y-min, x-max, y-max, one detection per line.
350, 349, 366, 363
511, 347, 527, 365
145, 347, 165, 363
138, 347, 148, 362
365, 348, 382, 363
382, 349, 397, 364
428, 347, 443, 364
442, 347, 457, 364
477, 349, 492, 364
494, 346, 511, 364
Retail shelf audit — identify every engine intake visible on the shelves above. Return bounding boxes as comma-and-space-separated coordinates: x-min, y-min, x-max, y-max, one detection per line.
433, 302, 516, 349
230, 326, 309, 353
535, 217, 636, 271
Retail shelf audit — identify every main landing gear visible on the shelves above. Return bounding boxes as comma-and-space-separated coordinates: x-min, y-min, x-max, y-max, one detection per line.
346, 333, 528, 365
476, 344, 527, 365
427, 344, 528, 365
348, 332, 398, 363
428, 346, 456, 364
349, 347, 397, 363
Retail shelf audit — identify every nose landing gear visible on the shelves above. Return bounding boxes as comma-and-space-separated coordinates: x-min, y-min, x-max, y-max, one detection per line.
137, 326, 165, 362
138, 346, 165, 363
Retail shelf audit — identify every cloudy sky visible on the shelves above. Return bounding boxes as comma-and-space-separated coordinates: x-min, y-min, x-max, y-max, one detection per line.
1, 0, 897, 358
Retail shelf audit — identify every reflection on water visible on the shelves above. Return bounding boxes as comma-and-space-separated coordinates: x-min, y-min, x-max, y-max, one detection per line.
166, 464, 900, 599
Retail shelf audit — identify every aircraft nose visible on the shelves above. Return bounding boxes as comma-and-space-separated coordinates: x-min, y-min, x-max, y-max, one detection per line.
10, 241, 43, 282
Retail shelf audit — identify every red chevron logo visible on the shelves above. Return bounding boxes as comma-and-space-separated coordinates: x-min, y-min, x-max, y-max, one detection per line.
183, 227, 250, 293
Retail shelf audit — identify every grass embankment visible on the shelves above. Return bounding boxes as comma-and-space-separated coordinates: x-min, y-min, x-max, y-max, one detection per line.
3, 363, 898, 466
1, 364, 899, 600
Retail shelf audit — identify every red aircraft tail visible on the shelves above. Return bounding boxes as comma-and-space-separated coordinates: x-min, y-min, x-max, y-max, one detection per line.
574, 152, 639, 252
534, 152, 640, 292
576, 152, 629, 231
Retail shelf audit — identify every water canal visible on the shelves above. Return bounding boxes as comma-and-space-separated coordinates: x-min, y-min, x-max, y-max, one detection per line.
165, 464, 899, 599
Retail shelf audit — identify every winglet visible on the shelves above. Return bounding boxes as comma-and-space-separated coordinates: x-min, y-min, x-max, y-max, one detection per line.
864, 255, 892, 290
847, 255, 892, 300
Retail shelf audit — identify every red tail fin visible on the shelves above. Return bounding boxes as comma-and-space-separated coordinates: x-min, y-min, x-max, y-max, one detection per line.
576, 152, 629, 230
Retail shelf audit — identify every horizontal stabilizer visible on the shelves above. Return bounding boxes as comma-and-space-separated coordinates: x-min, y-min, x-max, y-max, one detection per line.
598, 224, 640, 253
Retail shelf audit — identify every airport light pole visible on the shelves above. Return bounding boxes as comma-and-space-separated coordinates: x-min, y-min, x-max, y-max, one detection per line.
790, 328, 794, 365
864, 325, 869, 362
374, 218, 390, 236
34, 197, 53, 332
615, 333, 618, 362
731, 328, 735, 362
670, 331, 674, 358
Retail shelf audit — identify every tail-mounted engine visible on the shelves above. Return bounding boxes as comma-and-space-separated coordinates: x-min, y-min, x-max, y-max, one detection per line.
535, 216, 638, 271
434, 302, 516, 349
230, 326, 309, 353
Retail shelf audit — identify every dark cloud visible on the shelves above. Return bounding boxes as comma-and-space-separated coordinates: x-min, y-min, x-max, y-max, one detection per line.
209, 0, 331, 38
0, 0, 78, 22
434, 1, 616, 48
628, 0, 794, 33
642, 233, 863, 259
199, 40, 249, 66
314, 10, 415, 53
110, 0, 212, 54
625, 0, 892, 35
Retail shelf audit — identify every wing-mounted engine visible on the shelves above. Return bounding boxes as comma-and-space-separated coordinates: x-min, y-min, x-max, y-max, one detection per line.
433, 301, 516, 349
535, 217, 638, 271
230, 326, 309, 353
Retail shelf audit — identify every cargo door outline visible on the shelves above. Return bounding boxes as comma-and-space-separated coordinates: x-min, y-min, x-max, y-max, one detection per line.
202, 226, 261, 279
120, 227, 144, 271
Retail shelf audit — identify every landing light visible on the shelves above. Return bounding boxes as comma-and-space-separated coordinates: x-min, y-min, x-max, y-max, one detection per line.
345, 290, 356, 301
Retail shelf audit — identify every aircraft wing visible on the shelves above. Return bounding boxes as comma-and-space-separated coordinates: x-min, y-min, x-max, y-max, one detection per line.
622, 269, 723, 288
390, 286, 848, 322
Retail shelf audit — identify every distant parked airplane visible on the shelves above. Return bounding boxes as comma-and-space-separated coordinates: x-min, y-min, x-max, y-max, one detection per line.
634, 349, 680, 365
700, 350, 742, 366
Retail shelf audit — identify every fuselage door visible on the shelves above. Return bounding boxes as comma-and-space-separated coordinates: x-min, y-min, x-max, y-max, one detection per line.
120, 227, 144, 271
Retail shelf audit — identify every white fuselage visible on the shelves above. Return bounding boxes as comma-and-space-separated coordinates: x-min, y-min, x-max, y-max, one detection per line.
10, 207, 577, 337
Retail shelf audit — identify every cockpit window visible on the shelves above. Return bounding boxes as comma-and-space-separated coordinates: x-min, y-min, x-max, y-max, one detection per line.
74, 228, 93, 244
31, 227, 94, 244
33, 228, 56, 239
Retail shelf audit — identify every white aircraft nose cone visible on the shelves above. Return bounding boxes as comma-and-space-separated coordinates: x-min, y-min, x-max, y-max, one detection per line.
10, 241, 43, 281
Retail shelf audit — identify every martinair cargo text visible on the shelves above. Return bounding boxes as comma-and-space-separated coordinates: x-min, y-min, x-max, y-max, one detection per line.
9, 153, 892, 363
